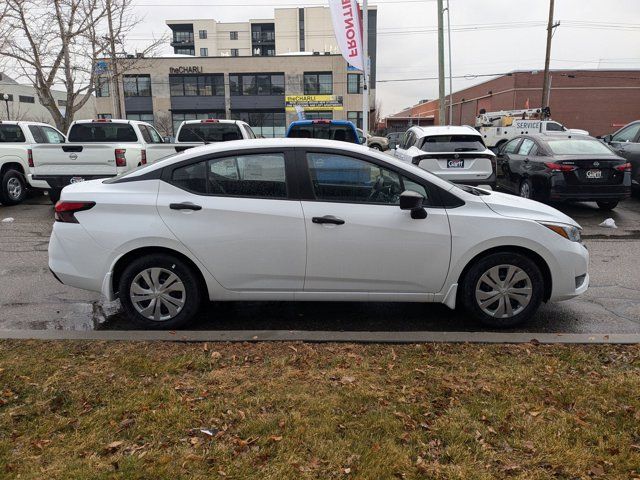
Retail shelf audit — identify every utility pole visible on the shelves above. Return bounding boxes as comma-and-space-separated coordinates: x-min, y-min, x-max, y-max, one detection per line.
541, 0, 558, 112
362, 0, 369, 135
106, 0, 123, 118
445, 0, 453, 124
437, 0, 445, 125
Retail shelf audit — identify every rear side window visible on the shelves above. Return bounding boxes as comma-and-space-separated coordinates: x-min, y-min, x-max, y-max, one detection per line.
546, 122, 565, 132
419, 134, 485, 152
288, 124, 357, 143
503, 138, 521, 154
68, 123, 138, 142
178, 123, 242, 142
170, 153, 287, 198
28, 125, 65, 144
0, 124, 26, 143
518, 138, 536, 155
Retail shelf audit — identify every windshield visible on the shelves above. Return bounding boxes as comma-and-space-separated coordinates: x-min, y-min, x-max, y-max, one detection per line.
177, 123, 242, 142
68, 123, 138, 142
546, 138, 614, 155
288, 124, 358, 143
420, 134, 485, 152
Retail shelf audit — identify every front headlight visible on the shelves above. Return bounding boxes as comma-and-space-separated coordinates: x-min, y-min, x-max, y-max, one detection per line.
539, 222, 582, 242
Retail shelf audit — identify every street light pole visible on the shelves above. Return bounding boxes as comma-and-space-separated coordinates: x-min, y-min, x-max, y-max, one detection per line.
437, 0, 446, 126
445, 0, 453, 124
2, 94, 10, 121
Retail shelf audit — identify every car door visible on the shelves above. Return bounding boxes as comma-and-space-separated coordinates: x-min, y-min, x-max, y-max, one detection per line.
608, 122, 640, 184
298, 149, 452, 294
157, 149, 307, 292
517, 138, 536, 176
394, 130, 415, 162
496, 138, 522, 192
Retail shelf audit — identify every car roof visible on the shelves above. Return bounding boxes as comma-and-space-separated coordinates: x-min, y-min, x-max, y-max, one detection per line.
180, 119, 242, 125
289, 120, 355, 127
520, 132, 594, 142
411, 125, 480, 138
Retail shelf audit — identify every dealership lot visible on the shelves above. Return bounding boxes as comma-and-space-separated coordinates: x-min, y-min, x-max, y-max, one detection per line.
1, 193, 639, 334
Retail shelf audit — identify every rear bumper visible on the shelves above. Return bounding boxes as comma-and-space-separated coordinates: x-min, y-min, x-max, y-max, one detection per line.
452, 171, 497, 188
33, 174, 116, 189
27, 174, 50, 190
548, 173, 631, 201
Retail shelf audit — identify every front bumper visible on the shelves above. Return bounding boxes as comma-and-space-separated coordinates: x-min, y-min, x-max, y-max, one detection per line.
549, 240, 590, 301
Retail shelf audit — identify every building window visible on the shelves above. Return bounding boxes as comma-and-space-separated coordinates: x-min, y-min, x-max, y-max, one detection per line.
230, 49, 239, 57
58, 99, 67, 107
305, 111, 333, 121
97, 113, 112, 120
348, 111, 363, 129
347, 73, 363, 94
229, 74, 285, 96
299, 8, 305, 51
173, 31, 194, 44
200, 48, 209, 57
171, 111, 225, 136
0, 93, 14, 101
198, 30, 207, 39
19, 95, 35, 104
231, 111, 286, 138
123, 75, 151, 97
125, 112, 155, 124
170, 75, 224, 96
95, 77, 110, 97
304, 72, 332, 95
175, 47, 195, 55
230, 31, 238, 40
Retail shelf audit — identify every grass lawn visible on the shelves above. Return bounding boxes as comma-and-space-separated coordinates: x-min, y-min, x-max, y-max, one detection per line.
1, 340, 639, 479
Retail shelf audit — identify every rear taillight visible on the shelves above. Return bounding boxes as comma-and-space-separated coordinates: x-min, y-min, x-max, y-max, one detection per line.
141, 149, 147, 165
115, 148, 126, 167
312, 120, 331, 124
545, 162, 577, 172
614, 162, 632, 172
54, 201, 95, 223
27, 148, 34, 168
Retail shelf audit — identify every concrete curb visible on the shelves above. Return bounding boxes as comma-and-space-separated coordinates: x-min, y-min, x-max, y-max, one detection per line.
0, 329, 639, 344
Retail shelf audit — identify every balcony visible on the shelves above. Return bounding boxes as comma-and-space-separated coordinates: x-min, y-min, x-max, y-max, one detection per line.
251, 32, 275, 44
171, 38, 194, 48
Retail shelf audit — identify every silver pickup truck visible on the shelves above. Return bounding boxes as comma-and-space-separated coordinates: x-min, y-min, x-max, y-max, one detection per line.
31, 119, 201, 202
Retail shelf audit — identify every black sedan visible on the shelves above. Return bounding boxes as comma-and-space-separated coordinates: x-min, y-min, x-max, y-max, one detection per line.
496, 133, 632, 210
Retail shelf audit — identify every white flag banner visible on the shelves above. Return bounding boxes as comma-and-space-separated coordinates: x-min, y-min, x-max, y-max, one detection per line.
328, 0, 364, 71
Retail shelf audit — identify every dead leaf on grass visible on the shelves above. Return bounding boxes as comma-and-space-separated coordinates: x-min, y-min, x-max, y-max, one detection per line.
104, 441, 124, 454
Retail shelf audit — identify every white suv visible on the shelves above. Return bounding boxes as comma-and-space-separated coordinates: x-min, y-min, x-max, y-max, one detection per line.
394, 125, 496, 188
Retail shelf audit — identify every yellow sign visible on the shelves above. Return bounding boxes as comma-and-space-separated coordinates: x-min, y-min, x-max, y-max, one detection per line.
285, 95, 344, 111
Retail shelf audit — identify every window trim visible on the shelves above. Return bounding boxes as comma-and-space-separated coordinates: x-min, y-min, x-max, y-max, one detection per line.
303, 71, 333, 95
161, 147, 299, 200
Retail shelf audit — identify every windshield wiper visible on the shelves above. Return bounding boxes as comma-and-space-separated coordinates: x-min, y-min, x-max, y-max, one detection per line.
186, 127, 210, 145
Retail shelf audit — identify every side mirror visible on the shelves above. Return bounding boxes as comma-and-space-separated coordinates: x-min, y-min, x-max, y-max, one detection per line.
602, 134, 613, 143
400, 190, 427, 219
359, 136, 366, 145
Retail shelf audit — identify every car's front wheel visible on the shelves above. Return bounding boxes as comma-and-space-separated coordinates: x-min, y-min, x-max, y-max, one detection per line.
460, 252, 544, 328
0, 169, 27, 206
596, 200, 618, 211
370, 144, 383, 151
118, 254, 202, 329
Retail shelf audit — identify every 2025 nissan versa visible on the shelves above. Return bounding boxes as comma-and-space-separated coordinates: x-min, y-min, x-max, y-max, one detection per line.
49, 139, 589, 329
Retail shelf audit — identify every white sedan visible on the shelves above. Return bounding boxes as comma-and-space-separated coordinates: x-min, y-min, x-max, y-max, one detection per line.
49, 138, 589, 329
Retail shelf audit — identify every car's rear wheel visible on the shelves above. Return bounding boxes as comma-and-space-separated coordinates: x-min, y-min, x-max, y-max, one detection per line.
118, 254, 202, 329
370, 144, 383, 151
48, 188, 62, 204
519, 179, 534, 200
596, 200, 618, 211
0, 169, 27, 206
460, 252, 544, 328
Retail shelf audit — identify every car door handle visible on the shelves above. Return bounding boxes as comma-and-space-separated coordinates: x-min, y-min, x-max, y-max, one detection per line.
312, 215, 345, 225
170, 202, 202, 211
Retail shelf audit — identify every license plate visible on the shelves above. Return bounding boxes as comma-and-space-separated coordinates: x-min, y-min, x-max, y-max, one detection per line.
69, 177, 85, 184
447, 159, 465, 168
586, 169, 602, 179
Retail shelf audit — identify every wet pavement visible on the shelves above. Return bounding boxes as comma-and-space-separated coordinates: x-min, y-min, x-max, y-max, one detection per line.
0, 193, 639, 334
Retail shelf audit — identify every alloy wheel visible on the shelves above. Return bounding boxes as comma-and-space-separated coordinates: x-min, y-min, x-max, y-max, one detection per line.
7, 177, 22, 200
474, 264, 533, 318
130, 267, 186, 321
519, 181, 530, 199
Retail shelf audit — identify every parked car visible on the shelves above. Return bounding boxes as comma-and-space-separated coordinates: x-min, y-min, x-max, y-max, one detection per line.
495, 133, 632, 210
49, 138, 588, 330
286, 120, 359, 143
393, 125, 496, 188
0, 121, 66, 205
31, 119, 201, 203
600, 120, 640, 194
386, 131, 404, 150
356, 128, 389, 151
176, 119, 257, 143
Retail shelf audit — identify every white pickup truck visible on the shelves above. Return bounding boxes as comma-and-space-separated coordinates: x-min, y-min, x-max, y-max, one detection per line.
31, 119, 201, 203
175, 118, 257, 142
0, 121, 67, 206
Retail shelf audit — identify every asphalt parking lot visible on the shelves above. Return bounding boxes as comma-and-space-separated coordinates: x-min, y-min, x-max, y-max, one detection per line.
0, 193, 639, 334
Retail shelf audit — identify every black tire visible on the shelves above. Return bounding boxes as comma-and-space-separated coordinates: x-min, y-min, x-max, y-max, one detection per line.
118, 254, 202, 330
519, 178, 534, 200
0, 169, 27, 206
596, 200, 618, 211
370, 144, 383, 151
460, 252, 544, 328
48, 189, 62, 204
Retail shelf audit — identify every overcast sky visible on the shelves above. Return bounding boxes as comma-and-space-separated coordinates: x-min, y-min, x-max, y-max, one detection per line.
129, 0, 640, 116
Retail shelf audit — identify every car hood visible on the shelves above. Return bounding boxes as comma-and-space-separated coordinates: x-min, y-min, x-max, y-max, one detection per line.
479, 190, 581, 228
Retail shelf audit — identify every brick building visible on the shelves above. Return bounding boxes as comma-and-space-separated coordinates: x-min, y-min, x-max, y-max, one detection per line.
384, 69, 640, 137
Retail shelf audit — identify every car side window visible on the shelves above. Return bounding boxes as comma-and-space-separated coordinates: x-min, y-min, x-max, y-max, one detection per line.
503, 138, 521, 154
528, 144, 539, 156
546, 122, 564, 132
41, 126, 65, 143
400, 131, 414, 150
28, 126, 46, 143
518, 138, 535, 155
139, 125, 152, 143
146, 125, 164, 143
611, 123, 640, 143
171, 161, 208, 194
209, 153, 287, 198
306, 152, 428, 205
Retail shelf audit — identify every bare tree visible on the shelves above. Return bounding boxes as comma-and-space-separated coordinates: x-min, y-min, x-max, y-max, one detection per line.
154, 111, 174, 138
0, 0, 165, 131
